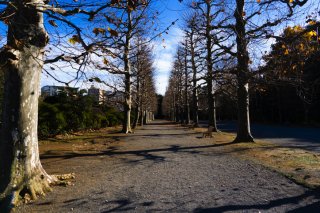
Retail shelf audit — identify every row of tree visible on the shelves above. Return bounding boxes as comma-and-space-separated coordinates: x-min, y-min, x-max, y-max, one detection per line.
0, 0, 159, 209
163, 0, 319, 142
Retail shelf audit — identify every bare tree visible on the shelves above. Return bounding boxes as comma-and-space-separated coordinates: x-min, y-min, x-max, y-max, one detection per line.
131, 37, 156, 128
185, 15, 201, 127
92, 0, 176, 133
189, 0, 229, 131
231, 0, 309, 142
0, 0, 154, 209
0, 0, 97, 208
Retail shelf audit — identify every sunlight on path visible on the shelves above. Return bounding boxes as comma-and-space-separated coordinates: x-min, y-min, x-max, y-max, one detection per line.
18, 120, 320, 213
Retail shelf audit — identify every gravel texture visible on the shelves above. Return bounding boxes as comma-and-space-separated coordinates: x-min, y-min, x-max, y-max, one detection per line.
16, 120, 320, 213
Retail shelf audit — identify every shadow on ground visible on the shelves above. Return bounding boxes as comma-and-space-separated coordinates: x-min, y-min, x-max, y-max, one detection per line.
194, 189, 320, 213
41, 142, 235, 163
58, 194, 158, 213
35, 188, 320, 213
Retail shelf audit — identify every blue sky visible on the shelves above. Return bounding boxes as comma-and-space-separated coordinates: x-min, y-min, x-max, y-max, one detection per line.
152, 0, 186, 95
41, 0, 187, 95
12, 0, 319, 95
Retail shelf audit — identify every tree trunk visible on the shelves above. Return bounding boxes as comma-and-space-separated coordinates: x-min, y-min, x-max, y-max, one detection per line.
123, 72, 132, 133
132, 106, 140, 129
190, 32, 199, 127
143, 110, 147, 125
146, 111, 149, 123
122, 7, 133, 134
139, 106, 144, 127
0, 1, 57, 209
179, 79, 184, 124
171, 92, 175, 121
132, 70, 140, 129
234, 80, 253, 142
234, 0, 254, 142
175, 105, 179, 123
205, 1, 218, 131
184, 41, 191, 125
192, 86, 199, 127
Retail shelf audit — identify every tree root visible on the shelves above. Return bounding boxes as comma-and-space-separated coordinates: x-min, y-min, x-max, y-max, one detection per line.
0, 173, 53, 212
0, 172, 75, 212
233, 135, 255, 143
51, 173, 76, 187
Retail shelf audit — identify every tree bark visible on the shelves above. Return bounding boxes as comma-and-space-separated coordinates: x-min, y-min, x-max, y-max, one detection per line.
123, 72, 132, 133
234, 0, 254, 142
132, 105, 140, 129
132, 58, 141, 130
205, 1, 218, 131
172, 91, 176, 121
0, 1, 57, 209
143, 110, 148, 125
184, 41, 190, 125
139, 106, 144, 126
122, 6, 133, 134
190, 31, 199, 127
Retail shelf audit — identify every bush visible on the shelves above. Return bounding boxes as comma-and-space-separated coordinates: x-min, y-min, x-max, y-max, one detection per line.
38, 94, 123, 138
105, 107, 123, 126
38, 102, 67, 137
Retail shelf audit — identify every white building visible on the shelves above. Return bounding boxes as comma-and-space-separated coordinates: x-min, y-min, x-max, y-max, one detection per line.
88, 85, 106, 104
41, 86, 78, 97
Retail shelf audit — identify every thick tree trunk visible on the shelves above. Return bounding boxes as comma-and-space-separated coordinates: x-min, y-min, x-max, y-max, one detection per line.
123, 72, 132, 133
184, 42, 190, 125
192, 86, 199, 127
234, 80, 254, 142
146, 111, 149, 123
0, 1, 57, 209
175, 106, 179, 123
132, 106, 140, 129
122, 7, 133, 134
172, 93, 176, 121
139, 111, 143, 126
205, 1, 218, 131
190, 33, 199, 127
234, 0, 254, 142
143, 110, 148, 125
132, 76, 140, 129
139, 106, 144, 127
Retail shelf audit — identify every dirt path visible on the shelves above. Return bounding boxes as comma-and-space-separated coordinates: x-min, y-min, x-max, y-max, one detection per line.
17, 120, 320, 213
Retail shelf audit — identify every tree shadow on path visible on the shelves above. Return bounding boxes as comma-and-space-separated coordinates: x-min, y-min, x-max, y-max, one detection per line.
41, 142, 235, 163
193, 189, 320, 213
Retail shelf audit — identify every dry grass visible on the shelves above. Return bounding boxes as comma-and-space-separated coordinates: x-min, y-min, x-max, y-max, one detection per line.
39, 126, 123, 155
194, 127, 320, 189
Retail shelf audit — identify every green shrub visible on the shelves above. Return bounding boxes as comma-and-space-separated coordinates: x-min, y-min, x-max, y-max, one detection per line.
38, 102, 67, 137
38, 94, 123, 138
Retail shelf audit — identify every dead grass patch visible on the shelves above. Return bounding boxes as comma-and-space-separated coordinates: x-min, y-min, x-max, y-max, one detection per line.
194, 127, 320, 189
39, 126, 123, 156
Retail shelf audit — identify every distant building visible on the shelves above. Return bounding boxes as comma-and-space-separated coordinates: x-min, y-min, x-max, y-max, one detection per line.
105, 91, 124, 110
41, 86, 78, 97
85, 85, 125, 109
88, 85, 106, 104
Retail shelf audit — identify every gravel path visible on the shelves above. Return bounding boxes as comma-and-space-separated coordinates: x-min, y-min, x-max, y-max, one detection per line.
17, 120, 320, 213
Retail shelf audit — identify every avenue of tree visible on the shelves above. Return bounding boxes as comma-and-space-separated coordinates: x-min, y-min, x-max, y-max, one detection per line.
0, 0, 161, 210
0, 0, 319, 211
163, 0, 319, 141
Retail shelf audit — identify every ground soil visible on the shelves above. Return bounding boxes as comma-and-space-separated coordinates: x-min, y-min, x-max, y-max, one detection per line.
16, 120, 320, 212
